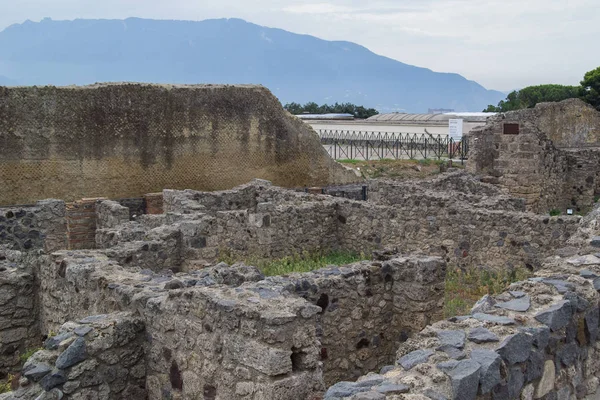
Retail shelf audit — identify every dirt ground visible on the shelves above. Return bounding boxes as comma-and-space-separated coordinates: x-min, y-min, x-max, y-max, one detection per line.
338, 158, 464, 180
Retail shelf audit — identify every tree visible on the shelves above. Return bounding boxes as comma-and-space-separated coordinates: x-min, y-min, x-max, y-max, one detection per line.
581, 66, 600, 110
482, 84, 581, 112
283, 102, 379, 119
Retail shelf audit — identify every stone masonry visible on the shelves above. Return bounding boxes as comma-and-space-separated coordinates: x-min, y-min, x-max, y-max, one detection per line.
468, 99, 600, 214
0, 171, 598, 399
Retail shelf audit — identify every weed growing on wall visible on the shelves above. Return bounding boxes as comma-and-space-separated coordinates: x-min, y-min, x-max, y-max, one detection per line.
219, 250, 368, 276
549, 209, 562, 216
19, 347, 41, 364
444, 267, 532, 318
0, 375, 14, 394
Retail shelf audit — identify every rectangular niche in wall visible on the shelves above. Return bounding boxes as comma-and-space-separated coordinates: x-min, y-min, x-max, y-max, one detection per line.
503, 123, 520, 135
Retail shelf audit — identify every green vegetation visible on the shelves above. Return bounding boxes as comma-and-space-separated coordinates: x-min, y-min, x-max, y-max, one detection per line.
0, 375, 14, 394
338, 159, 362, 164
284, 102, 379, 119
582, 66, 600, 111
483, 66, 600, 112
20, 347, 41, 363
549, 209, 562, 217
219, 250, 368, 277
444, 267, 532, 318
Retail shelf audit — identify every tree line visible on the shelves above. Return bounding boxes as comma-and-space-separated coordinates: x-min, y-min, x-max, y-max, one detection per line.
484, 66, 600, 112
283, 102, 379, 119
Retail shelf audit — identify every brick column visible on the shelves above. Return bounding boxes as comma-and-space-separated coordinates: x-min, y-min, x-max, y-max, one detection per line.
66, 198, 105, 250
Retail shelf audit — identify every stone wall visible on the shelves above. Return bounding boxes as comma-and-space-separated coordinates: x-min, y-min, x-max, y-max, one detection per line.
4, 243, 446, 399
508, 98, 600, 148
467, 99, 600, 214
0, 250, 39, 378
0, 200, 66, 252
0, 83, 358, 205
277, 255, 446, 385
2, 312, 146, 400
108, 177, 578, 273
323, 249, 600, 400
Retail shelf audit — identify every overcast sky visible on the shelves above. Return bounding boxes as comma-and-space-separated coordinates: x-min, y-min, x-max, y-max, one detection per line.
0, 0, 598, 91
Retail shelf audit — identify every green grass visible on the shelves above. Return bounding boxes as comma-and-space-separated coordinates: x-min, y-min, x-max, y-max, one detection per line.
549, 209, 561, 216
338, 159, 361, 164
219, 250, 368, 276
444, 266, 532, 318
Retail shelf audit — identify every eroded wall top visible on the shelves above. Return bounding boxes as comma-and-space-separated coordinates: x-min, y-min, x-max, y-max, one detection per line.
504, 98, 600, 148
0, 83, 358, 205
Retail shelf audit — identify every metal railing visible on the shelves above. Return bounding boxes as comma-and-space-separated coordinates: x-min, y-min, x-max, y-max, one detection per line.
317, 130, 468, 162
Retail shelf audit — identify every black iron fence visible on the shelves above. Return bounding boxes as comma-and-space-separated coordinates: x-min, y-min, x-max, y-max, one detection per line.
317, 130, 468, 162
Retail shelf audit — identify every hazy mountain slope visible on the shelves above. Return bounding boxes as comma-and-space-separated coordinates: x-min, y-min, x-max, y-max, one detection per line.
0, 17, 504, 112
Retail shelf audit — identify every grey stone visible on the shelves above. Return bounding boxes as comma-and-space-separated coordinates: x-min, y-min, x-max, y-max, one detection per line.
564, 292, 590, 314
541, 279, 576, 294
509, 291, 526, 298
379, 365, 395, 375
39, 369, 67, 391
557, 342, 578, 366
355, 374, 385, 387
496, 332, 533, 364
398, 349, 434, 370
350, 393, 385, 400
585, 306, 600, 342
580, 269, 598, 279
423, 389, 448, 400
519, 326, 550, 349
375, 383, 409, 394
494, 295, 530, 312
472, 313, 516, 325
78, 315, 108, 323
590, 236, 600, 247
534, 301, 573, 332
23, 363, 52, 382
164, 279, 184, 290
468, 327, 499, 344
55, 337, 87, 369
525, 350, 544, 382
73, 327, 93, 337
324, 382, 370, 398
470, 349, 502, 395
471, 295, 496, 314
437, 345, 466, 360
44, 332, 74, 350
437, 330, 466, 349
507, 366, 524, 399
594, 277, 600, 291
437, 359, 481, 400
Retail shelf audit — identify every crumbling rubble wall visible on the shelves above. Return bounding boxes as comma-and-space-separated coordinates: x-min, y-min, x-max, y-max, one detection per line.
3, 244, 446, 399
323, 252, 600, 400
275, 255, 446, 385
0, 200, 66, 252
467, 99, 600, 214
0, 251, 39, 377
97, 178, 580, 272
10, 312, 146, 400
0, 83, 358, 205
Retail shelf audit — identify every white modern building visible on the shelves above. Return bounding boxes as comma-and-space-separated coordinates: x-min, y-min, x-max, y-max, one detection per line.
298, 112, 495, 138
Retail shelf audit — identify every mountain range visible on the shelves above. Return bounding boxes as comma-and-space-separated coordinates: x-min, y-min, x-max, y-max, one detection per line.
0, 17, 505, 112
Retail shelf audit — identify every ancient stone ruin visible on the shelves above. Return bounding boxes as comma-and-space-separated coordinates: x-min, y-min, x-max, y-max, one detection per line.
468, 98, 600, 214
2, 92, 600, 399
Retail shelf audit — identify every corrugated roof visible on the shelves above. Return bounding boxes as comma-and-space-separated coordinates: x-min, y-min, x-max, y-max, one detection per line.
367, 112, 495, 123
